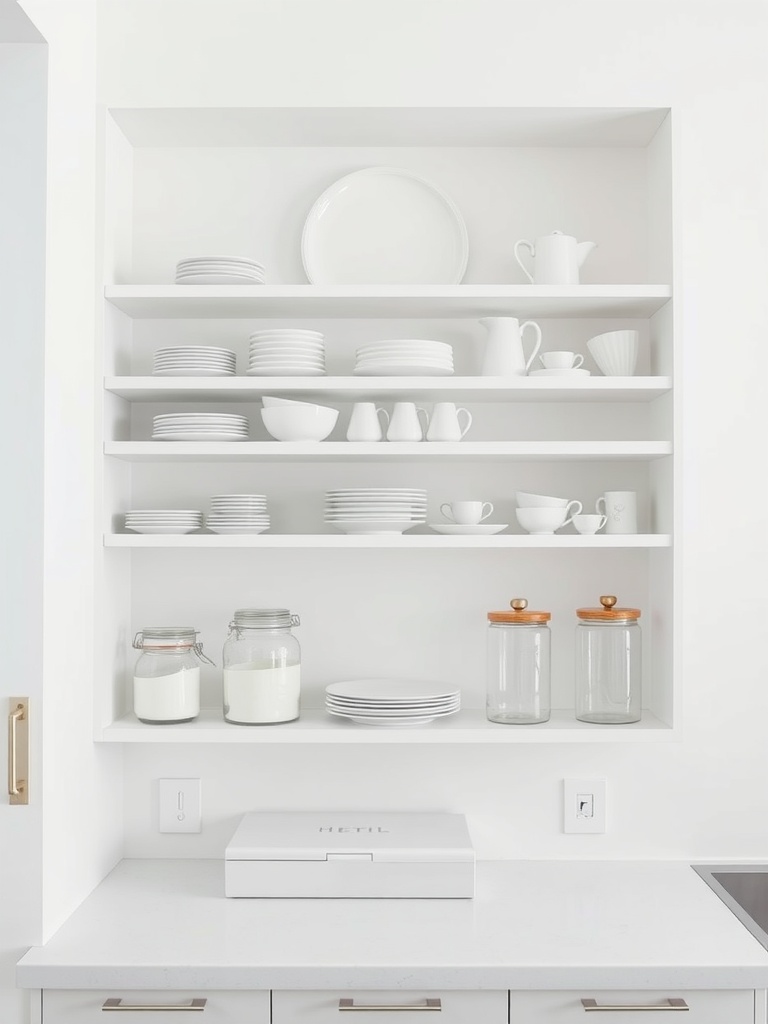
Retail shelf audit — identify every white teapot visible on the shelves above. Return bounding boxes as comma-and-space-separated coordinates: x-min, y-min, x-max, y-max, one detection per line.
514, 230, 597, 285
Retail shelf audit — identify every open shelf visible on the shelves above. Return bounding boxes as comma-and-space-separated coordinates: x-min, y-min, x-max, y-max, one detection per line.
104, 441, 673, 462
104, 285, 672, 320
105, 533, 671, 549
106, 376, 673, 404
100, 708, 672, 744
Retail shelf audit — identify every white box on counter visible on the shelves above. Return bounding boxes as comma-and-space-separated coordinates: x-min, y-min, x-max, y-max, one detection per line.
225, 811, 475, 898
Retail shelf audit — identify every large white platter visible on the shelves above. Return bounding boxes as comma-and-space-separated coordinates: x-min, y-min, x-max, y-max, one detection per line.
301, 166, 469, 286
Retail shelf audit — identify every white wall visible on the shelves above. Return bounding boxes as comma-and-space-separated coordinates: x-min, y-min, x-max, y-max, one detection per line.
94, 0, 768, 859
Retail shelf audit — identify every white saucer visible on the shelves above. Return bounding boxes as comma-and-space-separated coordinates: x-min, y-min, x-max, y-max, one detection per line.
529, 368, 591, 378
429, 523, 508, 535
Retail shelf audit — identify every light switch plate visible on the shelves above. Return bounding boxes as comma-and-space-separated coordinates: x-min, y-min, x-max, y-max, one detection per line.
159, 778, 201, 833
563, 778, 606, 834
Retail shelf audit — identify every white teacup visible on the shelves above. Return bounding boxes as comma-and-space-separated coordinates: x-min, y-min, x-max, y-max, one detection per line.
516, 490, 572, 509
573, 513, 608, 535
441, 500, 494, 525
516, 500, 582, 535
539, 351, 584, 370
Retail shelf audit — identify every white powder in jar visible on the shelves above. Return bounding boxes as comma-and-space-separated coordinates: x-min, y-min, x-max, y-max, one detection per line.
224, 662, 300, 724
133, 666, 200, 723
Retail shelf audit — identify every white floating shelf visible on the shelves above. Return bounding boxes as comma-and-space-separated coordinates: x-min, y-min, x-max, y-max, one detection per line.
105, 533, 671, 549
105, 376, 672, 404
104, 284, 672, 320
104, 441, 672, 463
99, 709, 673, 744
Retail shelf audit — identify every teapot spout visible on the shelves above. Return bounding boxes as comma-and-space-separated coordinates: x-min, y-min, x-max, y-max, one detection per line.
576, 240, 597, 267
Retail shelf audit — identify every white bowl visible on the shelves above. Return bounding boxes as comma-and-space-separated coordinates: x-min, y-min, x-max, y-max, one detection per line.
515, 491, 571, 509
515, 507, 568, 535
261, 404, 339, 441
587, 330, 639, 376
262, 395, 331, 410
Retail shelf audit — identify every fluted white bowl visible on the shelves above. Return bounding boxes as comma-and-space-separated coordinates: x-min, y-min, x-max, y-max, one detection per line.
587, 330, 639, 376
516, 491, 571, 509
261, 405, 338, 441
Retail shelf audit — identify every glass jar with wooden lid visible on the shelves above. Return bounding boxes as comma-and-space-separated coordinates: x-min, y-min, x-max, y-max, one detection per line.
487, 598, 551, 724
575, 595, 642, 724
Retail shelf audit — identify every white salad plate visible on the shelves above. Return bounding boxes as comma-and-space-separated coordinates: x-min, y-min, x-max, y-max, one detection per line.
152, 432, 249, 441
175, 268, 264, 278
326, 679, 460, 701
154, 413, 246, 421
326, 697, 460, 711
206, 525, 270, 535
429, 524, 509, 535
353, 363, 454, 377
357, 341, 453, 355
302, 166, 469, 286
126, 525, 202, 535
326, 710, 459, 727
177, 255, 264, 266
176, 274, 265, 286
155, 346, 236, 355
528, 368, 592, 378
249, 357, 325, 367
249, 329, 323, 338
246, 366, 327, 376
153, 368, 236, 377
249, 342, 325, 352
153, 359, 235, 368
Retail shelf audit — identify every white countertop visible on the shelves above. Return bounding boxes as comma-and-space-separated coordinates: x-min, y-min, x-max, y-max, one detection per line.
16, 859, 768, 990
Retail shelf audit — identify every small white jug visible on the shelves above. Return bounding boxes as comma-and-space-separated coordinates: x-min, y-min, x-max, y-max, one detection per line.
426, 402, 472, 442
386, 402, 429, 442
346, 402, 390, 442
480, 317, 542, 376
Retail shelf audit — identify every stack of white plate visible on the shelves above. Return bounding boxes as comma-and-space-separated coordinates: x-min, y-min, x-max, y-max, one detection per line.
353, 339, 454, 376
325, 488, 427, 535
152, 346, 236, 377
247, 329, 326, 376
152, 413, 249, 441
174, 256, 265, 286
325, 679, 461, 727
124, 509, 203, 535
205, 494, 270, 535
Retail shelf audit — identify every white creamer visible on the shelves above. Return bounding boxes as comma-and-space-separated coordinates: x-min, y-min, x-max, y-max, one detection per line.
224, 662, 301, 724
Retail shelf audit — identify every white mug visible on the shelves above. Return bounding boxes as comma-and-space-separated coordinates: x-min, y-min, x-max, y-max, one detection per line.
346, 402, 389, 442
440, 501, 493, 525
426, 402, 472, 442
386, 402, 429, 442
596, 491, 637, 534
539, 351, 584, 370
573, 513, 608, 535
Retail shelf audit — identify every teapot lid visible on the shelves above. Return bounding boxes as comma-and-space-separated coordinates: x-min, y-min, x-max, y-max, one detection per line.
488, 598, 551, 624
576, 595, 641, 622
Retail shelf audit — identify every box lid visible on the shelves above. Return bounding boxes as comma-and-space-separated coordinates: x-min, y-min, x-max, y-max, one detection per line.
225, 812, 474, 864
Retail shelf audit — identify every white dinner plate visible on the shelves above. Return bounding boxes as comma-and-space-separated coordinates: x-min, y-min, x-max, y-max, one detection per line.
155, 346, 236, 356
326, 679, 459, 701
126, 525, 202, 535
152, 432, 250, 441
353, 363, 454, 376
249, 329, 324, 338
326, 698, 460, 711
154, 413, 247, 421
176, 255, 265, 266
429, 524, 509, 535
357, 342, 453, 355
246, 367, 327, 376
152, 368, 237, 377
326, 713, 456, 727
302, 166, 468, 285
206, 525, 270, 535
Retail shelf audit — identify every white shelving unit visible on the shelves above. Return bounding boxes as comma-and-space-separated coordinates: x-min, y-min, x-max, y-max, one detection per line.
98, 105, 676, 744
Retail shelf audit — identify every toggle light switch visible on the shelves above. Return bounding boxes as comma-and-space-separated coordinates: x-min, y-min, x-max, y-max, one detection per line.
158, 778, 201, 833
563, 778, 606, 834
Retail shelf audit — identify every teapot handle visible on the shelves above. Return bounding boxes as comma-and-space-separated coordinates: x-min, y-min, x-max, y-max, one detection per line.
514, 239, 535, 283
520, 321, 543, 373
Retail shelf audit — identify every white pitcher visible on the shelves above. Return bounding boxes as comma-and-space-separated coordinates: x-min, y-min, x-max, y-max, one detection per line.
346, 402, 390, 442
479, 317, 542, 376
514, 230, 597, 285
426, 402, 472, 442
386, 402, 429, 442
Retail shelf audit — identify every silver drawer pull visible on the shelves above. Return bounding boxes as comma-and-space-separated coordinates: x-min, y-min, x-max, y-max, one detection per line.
102, 999, 206, 1012
582, 999, 689, 1012
339, 998, 441, 1012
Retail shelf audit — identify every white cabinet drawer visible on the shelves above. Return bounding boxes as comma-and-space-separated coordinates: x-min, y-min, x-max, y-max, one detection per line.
272, 990, 508, 1024
509, 990, 754, 1023
43, 990, 270, 1024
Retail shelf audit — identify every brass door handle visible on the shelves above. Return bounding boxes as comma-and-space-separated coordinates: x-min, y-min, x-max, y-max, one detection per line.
582, 998, 689, 1012
8, 698, 28, 805
339, 998, 441, 1011
102, 998, 206, 1011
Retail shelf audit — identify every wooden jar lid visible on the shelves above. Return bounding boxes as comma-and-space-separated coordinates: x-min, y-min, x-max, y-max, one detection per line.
488, 598, 551, 624
576, 595, 641, 621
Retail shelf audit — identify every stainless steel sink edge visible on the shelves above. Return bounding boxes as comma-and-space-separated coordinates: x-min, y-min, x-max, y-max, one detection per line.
693, 864, 768, 953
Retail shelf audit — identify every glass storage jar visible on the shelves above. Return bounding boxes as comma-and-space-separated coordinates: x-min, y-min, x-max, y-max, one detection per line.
487, 598, 551, 724
575, 595, 642, 724
132, 627, 213, 725
223, 608, 301, 725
